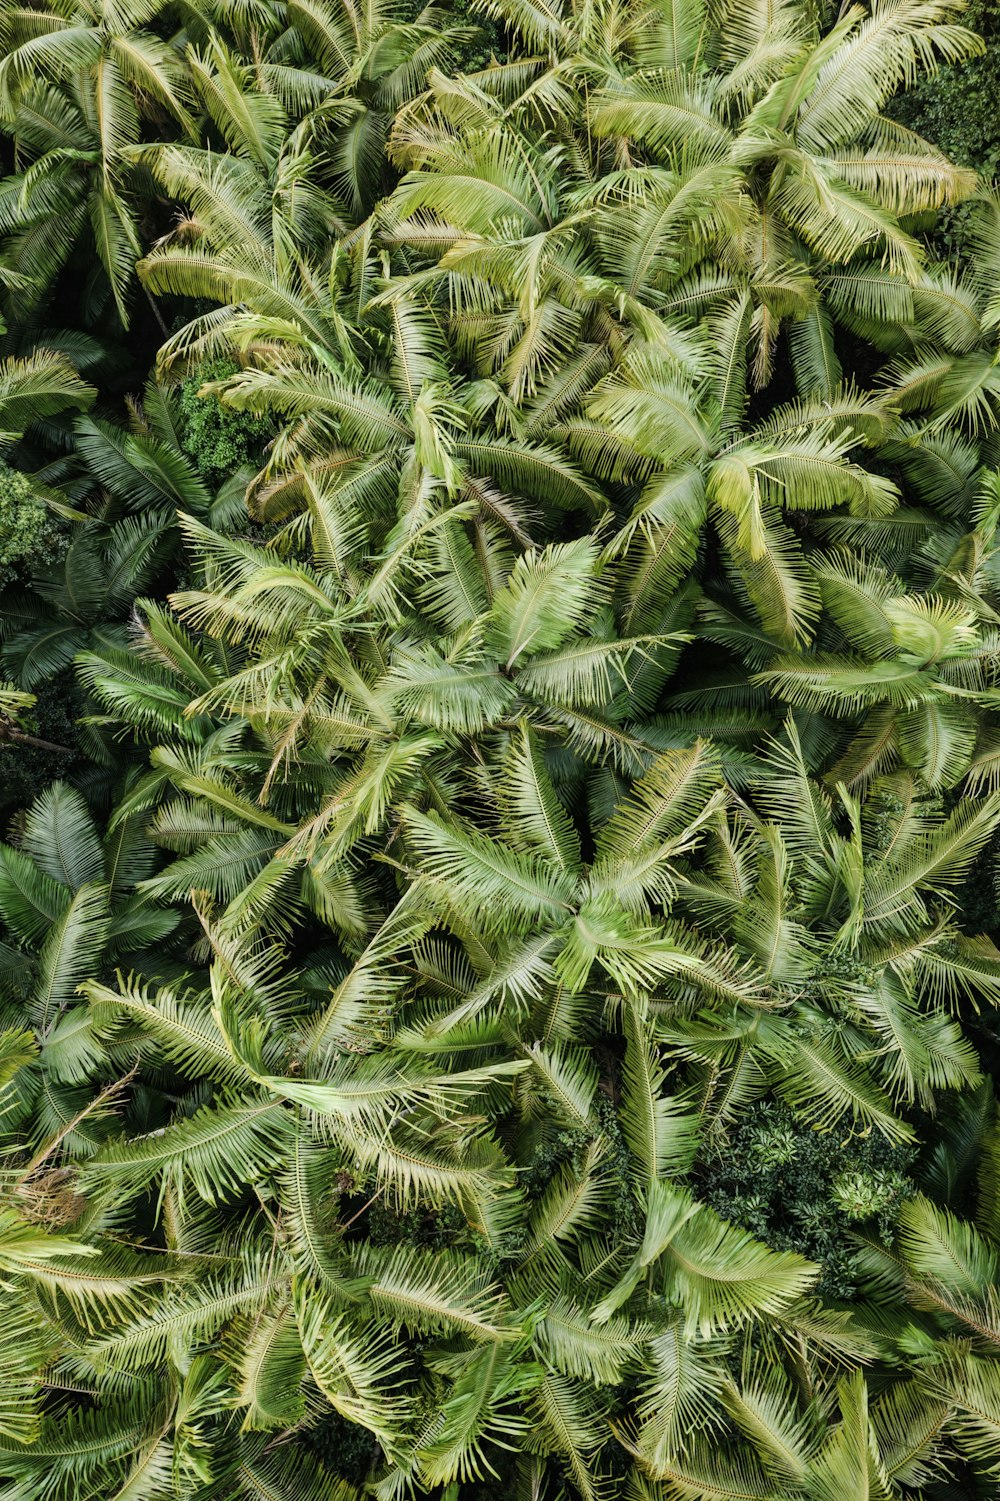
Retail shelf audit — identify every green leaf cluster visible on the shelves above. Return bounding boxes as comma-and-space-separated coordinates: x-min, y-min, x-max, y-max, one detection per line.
0, 461, 66, 589
177, 361, 275, 491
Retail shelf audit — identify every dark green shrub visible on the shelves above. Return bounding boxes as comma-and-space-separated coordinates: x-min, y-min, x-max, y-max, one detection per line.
451, 0, 508, 71
892, 0, 1000, 250
177, 359, 273, 489
695, 1102, 915, 1300
0, 459, 66, 589
366, 1198, 472, 1249
305, 1410, 381, 1486
894, 0, 1000, 177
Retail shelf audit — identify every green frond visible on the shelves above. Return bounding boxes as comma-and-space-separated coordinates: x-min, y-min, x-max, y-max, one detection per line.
771, 1020, 913, 1141
403, 806, 576, 931
225, 1299, 307, 1431
721, 1363, 817, 1483
619, 1003, 700, 1188
34, 883, 110, 1031
0, 840, 71, 946
349, 1240, 509, 1340
295, 1287, 414, 1457
79, 1095, 291, 1211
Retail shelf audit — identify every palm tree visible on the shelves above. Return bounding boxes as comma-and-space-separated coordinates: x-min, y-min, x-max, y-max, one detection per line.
77, 518, 697, 885
726, 549, 1000, 789
0, 375, 257, 694
0, 0, 196, 320
0, 776, 181, 1081
133, 5, 472, 381
844, 1102, 1000, 1489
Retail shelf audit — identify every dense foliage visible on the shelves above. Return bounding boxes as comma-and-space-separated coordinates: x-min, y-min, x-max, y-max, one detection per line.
3, 0, 1000, 1496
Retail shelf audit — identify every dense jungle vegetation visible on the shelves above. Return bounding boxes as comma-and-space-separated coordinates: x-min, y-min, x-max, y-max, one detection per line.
4, 0, 1000, 1495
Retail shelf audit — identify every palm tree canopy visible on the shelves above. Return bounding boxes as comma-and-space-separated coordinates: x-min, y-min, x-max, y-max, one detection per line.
2, 0, 1000, 1496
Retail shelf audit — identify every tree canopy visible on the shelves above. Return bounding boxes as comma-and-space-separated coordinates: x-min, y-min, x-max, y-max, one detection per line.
2, 0, 1000, 1496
